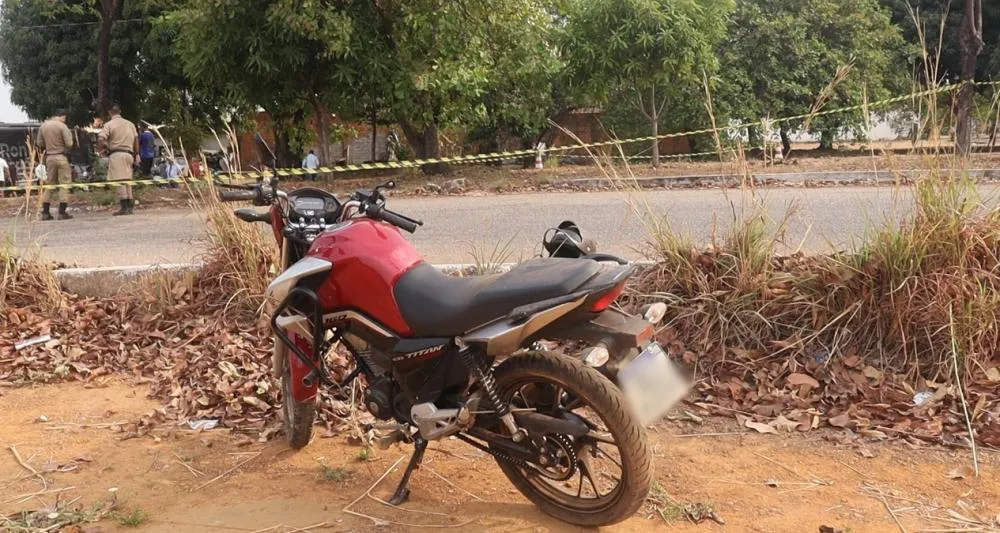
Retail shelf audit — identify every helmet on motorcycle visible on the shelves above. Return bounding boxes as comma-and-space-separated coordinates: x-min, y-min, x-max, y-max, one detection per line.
543, 220, 586, 258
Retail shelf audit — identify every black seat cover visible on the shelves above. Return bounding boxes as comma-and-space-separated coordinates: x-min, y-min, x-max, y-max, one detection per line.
394, 258, 602, 337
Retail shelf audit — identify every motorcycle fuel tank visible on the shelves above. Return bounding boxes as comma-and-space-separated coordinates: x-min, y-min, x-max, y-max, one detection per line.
307, 219, 423, 336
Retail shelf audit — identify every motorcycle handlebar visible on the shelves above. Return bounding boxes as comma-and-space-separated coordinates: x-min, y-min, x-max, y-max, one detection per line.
219, 190, 256, 202
365, 203, 421, 234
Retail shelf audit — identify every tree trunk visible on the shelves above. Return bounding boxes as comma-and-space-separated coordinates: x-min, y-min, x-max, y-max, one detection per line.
956, 0, 984, 156
399, 121, 426, 157
650, 86, 660, 168
309, 94, 331, 166
95, 0, 121, 119
421, 124, 449, 174
779, 129, 792, 158
371, 106, 378, 162
398, 121, 448, 173
819, 129, 835, 151
747, 125, 762, 149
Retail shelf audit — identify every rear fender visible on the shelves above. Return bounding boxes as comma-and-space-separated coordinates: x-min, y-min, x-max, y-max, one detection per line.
462, 295, 587, 355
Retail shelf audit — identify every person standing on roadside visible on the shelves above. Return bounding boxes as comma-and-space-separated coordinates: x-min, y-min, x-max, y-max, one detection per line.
0, 152, 10, 187
302, 149, 319, 181
139, 124, 156, 177
36, 109, 75, 220
97, 104, 139, 216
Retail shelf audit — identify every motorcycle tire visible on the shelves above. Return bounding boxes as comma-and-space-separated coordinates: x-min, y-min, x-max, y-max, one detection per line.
281, 346, 316, 449
490, 351, 652, 527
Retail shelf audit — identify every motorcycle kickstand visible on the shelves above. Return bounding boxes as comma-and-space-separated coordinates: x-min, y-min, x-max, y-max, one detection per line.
388, 437, 427, 506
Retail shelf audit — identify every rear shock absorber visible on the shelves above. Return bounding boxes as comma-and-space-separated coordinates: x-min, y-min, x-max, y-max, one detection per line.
459, 348, 526, 442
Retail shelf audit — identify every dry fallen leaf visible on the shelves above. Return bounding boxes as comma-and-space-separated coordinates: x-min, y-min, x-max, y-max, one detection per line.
787, 373, 821, 389
745, 420, 778, 434
947, 465, 976, 480
828, 414, 852, 428
771, 415, 799, 433
862, 366, 883, 380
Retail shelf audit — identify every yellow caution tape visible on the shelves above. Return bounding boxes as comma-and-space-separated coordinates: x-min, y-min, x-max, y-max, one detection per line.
2, 81, 995, 193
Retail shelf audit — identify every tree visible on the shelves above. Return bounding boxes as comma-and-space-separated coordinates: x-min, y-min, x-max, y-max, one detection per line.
0, 0, 96, 124
95, 0, 121, 117
170, 0, 354, 166
346, 0, 561, 171
0, 0, 192, 124
879, 0, 1000, 84
719, 0, 911, 153
561, 0, 732, 167
956, 0, 983, 155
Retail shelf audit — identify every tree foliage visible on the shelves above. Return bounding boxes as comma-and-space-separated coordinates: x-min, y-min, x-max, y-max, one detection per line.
346, 0, 561, 162
879, 0, 1000, 83
718, 0, 911, 150
561, 0, 732, 166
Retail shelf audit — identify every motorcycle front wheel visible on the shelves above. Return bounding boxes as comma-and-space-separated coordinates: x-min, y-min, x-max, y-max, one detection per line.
279, 338, 316, 449
490, 351, 652, 527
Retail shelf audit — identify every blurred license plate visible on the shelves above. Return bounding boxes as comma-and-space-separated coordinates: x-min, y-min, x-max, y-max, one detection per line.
618, 343, 690, 425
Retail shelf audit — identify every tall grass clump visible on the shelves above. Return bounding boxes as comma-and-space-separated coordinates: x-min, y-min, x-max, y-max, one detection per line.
188, 183, 277, 319
619, 138, 999, 384
0, 240, 63, 314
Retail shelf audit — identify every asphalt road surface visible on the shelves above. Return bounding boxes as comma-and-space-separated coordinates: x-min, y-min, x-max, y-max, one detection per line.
4, 186, 998, 267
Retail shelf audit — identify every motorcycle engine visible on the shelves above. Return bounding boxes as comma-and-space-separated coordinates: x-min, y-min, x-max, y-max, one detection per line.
363, 376, 394, 420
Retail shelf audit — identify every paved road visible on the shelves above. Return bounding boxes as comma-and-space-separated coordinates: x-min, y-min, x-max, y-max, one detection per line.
4, 186, 997, 267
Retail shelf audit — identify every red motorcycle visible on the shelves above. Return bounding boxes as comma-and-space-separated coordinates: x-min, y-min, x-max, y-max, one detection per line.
218, 138, 686, 526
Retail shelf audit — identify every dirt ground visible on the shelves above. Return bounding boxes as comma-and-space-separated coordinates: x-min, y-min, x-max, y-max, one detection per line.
2, 381, 998, 533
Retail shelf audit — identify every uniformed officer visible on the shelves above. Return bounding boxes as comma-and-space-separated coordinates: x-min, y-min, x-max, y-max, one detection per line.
97, 104, 139, 216
36, 109, 74, 221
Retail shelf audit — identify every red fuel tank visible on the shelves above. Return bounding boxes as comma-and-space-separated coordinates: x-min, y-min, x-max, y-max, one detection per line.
307, 219, 423, 336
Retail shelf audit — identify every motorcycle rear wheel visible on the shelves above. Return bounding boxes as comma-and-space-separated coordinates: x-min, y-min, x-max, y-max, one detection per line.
490, 351, 652, 527
281, 345, 316, 449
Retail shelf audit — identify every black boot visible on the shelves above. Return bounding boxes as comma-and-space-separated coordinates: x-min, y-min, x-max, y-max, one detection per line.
113, 199, 130, 216
126, 199, 135, 214
57, 202, 73, 220
40, 202, 53, 221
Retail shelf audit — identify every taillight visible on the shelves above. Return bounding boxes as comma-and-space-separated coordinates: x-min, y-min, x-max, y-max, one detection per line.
590, 281, 626, 312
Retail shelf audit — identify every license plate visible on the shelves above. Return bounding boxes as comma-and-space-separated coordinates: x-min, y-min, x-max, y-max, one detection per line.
617, 343, 690, 425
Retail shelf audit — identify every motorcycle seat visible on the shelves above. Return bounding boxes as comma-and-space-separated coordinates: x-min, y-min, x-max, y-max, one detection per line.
394, 258, 602, 337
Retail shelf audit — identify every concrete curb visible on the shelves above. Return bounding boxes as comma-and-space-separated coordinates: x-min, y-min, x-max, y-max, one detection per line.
53, 260, 657, 298
568, 168, 1000, 188
51, 262, 513, 298
54, 263, 203, 298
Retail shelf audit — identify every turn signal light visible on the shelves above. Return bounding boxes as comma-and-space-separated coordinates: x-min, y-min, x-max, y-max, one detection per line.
590, 282, 626, 312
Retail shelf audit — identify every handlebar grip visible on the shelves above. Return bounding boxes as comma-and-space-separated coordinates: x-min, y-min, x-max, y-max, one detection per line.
366, 204, 418, 233
234, 208, 272, 223
219, 190, 255, 202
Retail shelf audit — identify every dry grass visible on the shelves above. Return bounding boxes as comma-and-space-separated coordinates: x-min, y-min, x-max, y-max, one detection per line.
610, 77, 1000, 385
188, 183, 277, 320
0, 240, 63, 314
628, 169, 999, 382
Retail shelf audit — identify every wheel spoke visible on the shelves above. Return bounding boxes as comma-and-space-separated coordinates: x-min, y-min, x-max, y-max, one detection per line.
587, 429, 616, 445
576, 470, 584, 498
594, 444, 622, 470
564, 395, 584, 412
516, 385, 532, 410
581, 461, 602, 499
